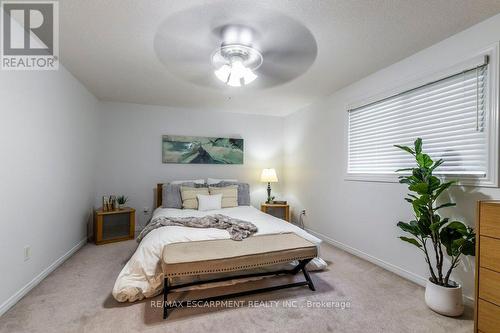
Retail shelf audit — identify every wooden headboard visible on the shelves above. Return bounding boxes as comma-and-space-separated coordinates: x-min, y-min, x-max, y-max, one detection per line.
156, 183, 164, 208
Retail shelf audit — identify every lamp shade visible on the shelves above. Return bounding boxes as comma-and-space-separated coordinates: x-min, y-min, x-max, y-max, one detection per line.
260, 168, 278, 183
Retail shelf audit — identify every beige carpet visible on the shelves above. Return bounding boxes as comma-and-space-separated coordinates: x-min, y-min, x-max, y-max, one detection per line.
0, 240, 473, 333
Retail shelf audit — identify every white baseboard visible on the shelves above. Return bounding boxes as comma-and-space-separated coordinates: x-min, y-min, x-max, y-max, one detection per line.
306, 228, 474, 306
0, 238, 87, 317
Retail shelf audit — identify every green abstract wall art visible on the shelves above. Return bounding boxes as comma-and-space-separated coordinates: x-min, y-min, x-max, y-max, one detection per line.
162, 135, 244, 164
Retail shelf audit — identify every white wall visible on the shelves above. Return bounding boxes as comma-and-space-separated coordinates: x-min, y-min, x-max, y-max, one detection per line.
0, 68, 98, 314
283, 13, 500, 300
95, 102, 284, 227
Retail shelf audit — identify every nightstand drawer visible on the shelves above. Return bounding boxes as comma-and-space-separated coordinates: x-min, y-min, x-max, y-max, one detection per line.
477, 299, 500, 333
261, 203, 290, 222
480, 236, 500, 272
479, 267, 500, 306
480, 203, 500, 239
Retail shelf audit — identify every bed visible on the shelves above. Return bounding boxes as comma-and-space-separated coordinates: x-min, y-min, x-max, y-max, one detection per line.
112, 183, 323, 316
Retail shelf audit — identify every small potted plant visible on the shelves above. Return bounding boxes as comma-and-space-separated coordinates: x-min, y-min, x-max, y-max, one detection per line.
395, 138, 475, 317
116, 195, 128, 210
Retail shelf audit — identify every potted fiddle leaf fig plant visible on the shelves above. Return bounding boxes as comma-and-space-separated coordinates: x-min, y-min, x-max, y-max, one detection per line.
395, 138, 475, 317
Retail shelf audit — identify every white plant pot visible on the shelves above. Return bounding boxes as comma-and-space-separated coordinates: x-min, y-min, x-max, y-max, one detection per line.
424, 279, 464, 317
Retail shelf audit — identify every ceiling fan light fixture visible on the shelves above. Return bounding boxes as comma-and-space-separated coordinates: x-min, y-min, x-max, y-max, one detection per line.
212, 44, 262, 87
214, 64, 231, 82
242, 67, 257, 84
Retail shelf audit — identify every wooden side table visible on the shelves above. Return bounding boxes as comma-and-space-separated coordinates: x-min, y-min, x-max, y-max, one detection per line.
94, 207, 135, 245
261, 203, 290, 222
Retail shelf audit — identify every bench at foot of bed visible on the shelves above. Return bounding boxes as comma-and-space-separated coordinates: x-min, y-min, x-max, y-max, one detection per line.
161, 233, 318, 319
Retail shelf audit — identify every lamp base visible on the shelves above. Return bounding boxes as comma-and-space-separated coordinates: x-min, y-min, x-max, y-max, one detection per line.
266, 182, 274, 203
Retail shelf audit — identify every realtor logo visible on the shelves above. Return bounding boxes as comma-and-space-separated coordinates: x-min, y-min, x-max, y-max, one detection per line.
1, 1, 58, 70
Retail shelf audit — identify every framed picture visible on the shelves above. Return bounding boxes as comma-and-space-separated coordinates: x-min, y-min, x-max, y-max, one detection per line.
162, 135, 244, 164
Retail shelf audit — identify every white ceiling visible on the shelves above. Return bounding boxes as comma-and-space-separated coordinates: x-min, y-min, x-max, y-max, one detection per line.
60, 0, 500, 116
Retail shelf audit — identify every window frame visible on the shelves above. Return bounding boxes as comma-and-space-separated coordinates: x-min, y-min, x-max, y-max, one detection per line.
344, 44, 499, 187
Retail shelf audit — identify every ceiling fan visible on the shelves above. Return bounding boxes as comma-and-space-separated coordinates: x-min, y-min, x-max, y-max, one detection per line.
154, 3, 317, 89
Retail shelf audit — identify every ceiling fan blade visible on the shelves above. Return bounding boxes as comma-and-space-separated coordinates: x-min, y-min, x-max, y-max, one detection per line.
258, 64, 302, 83
261, 48, 316, 62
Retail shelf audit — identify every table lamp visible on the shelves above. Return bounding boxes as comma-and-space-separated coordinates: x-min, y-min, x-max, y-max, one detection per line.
260, 168, 278, 203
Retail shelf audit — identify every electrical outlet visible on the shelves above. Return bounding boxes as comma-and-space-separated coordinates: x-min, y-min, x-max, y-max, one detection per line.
143, 207, 150, 214
301, 209, 306, 215
24, 246, 31, 261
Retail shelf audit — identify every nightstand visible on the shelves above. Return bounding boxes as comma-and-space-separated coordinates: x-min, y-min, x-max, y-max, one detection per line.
261, 203, 290, 222
94, 207, 135, 245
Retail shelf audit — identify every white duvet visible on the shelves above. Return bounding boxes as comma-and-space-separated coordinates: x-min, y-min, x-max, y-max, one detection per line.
112, 206, 321, 302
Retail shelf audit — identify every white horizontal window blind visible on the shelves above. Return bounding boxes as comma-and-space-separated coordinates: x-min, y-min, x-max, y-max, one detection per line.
348, 60, 488, 176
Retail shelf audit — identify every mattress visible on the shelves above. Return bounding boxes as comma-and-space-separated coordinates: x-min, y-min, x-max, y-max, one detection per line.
112, 205, 321, 302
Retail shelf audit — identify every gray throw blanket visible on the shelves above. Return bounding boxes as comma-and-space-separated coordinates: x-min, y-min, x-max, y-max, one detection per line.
137, 214, 258, 242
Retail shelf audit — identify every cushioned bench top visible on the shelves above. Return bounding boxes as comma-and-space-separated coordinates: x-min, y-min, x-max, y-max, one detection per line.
162, 233, 317, 277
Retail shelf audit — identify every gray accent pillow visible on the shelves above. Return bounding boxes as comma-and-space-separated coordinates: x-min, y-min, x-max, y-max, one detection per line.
212, 181, 250, 206
162, 182, 201, 208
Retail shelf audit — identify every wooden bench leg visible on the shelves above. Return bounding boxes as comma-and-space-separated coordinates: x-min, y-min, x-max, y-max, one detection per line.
163, 277, 169, 319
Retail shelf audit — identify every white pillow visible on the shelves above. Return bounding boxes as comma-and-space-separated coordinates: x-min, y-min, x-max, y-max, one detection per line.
207, 178, 238, 185
197, 194, 222, 211
171, 179, 205, 185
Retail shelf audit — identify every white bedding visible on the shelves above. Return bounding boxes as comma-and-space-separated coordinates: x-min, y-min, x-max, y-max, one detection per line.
112, 205, 321, 302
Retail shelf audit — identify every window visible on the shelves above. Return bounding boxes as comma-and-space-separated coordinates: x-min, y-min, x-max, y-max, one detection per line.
347, 53, 498, 186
